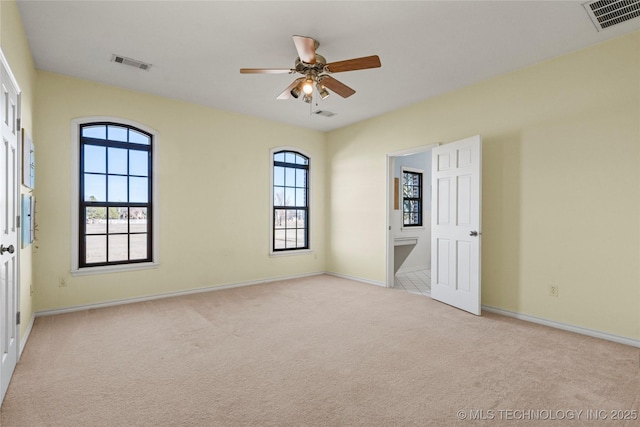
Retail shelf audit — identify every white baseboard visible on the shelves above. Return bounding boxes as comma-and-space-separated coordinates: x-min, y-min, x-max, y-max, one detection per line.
35, 271, 325, 317
326, 271, 386, 287
19, 314, 35, 358
482, 305, 640, 348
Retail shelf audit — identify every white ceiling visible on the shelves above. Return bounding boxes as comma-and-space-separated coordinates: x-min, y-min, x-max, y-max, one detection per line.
16, 0, 640, 132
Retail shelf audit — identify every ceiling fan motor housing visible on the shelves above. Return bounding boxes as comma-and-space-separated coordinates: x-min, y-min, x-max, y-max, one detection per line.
295, 55, 327, 77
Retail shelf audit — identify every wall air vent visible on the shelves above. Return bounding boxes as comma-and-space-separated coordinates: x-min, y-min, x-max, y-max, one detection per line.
111, 54, 152, 71
583, 0, 640, 31
313, 110, 336, 117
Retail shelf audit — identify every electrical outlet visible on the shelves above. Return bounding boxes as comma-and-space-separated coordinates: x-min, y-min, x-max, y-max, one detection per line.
58, 277, 66, 288
549, 284, 559, 297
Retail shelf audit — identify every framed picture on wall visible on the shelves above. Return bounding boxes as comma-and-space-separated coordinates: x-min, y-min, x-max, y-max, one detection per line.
22, 129, 35, 188
21, 194, 32, 248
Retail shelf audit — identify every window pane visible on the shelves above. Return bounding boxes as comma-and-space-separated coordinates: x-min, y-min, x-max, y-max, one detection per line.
85, 207, 106, 233
284, 187, 294, 206
108, 234, 128, 261
274, 166, 284, 186
130, 177, 148, 203
84, 145, 106, 173
108, 175, 128, 202
129, 150, 148, 176
108, 147, 128, 175
296, 169, 306, 188
284, 152, 296, 164
86, 235, 106, 263
107, 125, 128, 142
284, 167, 295, 187
274, 209, 286, 229
84, 174, 106, 201
285, 229, 297, 248
130, 234, 148, 259
274, 229, 286, 249
82, 125, 106, 140
274, 187, 285, 206
109, 211, 128, 233
285, 209, 297, 228
403, 200, 413, 213
295, 188, 306, 207
406, 200, 413, 212
129, 130, 150, 145
296, 229, 306, 247
295, 154, 308, 165
130, 208, 147, 232
296, 210, 306, 228
274, 152, 285, 162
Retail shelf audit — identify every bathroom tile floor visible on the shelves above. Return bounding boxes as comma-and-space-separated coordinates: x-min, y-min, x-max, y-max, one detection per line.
394, 268, 431, 296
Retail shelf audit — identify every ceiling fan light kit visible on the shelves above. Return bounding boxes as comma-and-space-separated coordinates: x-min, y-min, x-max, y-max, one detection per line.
317, 84, 330, 100
240, 35, 381, 106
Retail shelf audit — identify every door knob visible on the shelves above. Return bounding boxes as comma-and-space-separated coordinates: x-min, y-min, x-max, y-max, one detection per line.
469, 231, 480, 237
0, 244, 15, 254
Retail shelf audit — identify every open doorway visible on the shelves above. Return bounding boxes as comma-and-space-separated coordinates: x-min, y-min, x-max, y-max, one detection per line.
388, 136, 482, 315
386, 144, 437, 294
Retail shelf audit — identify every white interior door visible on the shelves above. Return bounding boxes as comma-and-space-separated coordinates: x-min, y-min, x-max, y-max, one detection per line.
431, 135, 482, 315
0, 57, 20, 403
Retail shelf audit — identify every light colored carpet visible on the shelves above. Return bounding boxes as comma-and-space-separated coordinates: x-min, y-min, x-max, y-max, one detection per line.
1, 274, 638, 426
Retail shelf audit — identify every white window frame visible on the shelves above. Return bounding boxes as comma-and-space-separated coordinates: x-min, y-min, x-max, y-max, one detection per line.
70, 116, 160, 275
269, 146, 312, 257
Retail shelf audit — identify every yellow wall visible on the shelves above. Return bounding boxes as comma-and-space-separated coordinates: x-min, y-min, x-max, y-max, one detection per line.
1, 0, 37, 341
326, 32, 640, 340
15, 3, 639, 343
34, 72, 326, 310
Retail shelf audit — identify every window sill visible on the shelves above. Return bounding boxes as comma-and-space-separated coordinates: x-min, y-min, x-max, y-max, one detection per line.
269, 249, 313, 258
71, 262, 159, 276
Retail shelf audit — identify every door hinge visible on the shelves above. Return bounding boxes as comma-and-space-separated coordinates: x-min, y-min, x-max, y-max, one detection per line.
16, 215, 20, 228
16, 311, 20, 325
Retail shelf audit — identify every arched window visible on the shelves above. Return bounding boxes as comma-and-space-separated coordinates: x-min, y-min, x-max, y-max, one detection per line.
272, 150, 309, 252
77, 122, 154, 268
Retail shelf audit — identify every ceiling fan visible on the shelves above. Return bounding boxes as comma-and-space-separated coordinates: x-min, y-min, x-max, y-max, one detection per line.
240, 35, 381, 103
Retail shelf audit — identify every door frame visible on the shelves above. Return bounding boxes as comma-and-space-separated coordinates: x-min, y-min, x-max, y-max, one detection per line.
0, 47, 22, 404
386, 143, 438, 288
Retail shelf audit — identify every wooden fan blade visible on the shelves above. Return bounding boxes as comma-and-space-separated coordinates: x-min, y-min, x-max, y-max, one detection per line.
276, 78, 304, 100
240, 68, 293, 74
325, 55, 381, 73
293, 35, 316, 64
320, 76, 356, 98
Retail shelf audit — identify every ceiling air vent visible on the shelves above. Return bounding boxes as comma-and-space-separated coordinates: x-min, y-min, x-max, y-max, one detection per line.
111, 54, 152, 71
583, 0, 640, 31
313, 110, 336, 117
